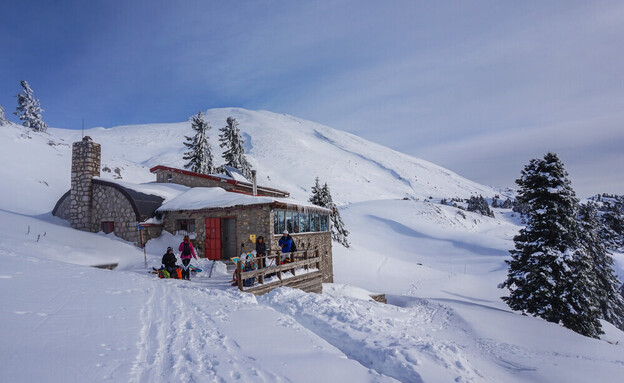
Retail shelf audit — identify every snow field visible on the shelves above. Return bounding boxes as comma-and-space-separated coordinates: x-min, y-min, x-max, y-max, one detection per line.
1, 110, 623, 382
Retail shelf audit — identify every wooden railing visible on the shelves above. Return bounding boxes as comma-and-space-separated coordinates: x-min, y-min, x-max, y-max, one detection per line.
236, 248, 324, 295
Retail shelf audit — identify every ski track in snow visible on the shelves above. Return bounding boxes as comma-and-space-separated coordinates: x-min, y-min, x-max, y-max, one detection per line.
130, 281, 284, 383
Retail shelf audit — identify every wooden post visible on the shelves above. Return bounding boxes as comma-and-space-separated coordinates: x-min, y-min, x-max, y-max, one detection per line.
237, 260, 243, 290
258, 254, 265, 284
276, 254, 282, 280
303, 250, 308, 271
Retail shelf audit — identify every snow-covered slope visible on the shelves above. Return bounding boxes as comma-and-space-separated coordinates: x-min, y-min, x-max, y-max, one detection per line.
46, 108, 501, 205
1, 111, 622, 383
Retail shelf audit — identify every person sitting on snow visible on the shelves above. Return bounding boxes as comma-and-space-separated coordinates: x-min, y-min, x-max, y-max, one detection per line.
162, 247, 178, 277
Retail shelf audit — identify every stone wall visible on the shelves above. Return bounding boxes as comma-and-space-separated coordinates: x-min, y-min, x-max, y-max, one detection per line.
162, 205, 272, 258
69, 137, 100, 231
91, 183, 163, 245
156, 170, 237, 190
270, 231, 334, 283
153, 167, 287, 197
53, 192, 71, 221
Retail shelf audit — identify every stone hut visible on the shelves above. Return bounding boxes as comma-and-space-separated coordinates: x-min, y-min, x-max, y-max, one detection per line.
53, 136, 167, 245
52, 138, 334, 283
158, 187, 334, 282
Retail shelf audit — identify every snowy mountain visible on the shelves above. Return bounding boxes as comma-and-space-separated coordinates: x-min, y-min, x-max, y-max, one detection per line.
1, 109, 623, 382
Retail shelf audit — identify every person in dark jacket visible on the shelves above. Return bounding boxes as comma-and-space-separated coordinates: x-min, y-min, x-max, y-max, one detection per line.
162, 247, 178, 277
255, 236, 267, 268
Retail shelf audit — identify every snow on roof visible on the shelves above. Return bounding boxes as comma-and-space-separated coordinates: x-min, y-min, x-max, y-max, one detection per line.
93, 177, 189, 202
157, 187, 330, 212
222, 166, 250, 182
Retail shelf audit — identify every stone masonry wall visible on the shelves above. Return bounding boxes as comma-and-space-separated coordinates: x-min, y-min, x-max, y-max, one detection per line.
54, 193, 71, 221
154, 169, 286, 198
91, 184, 140, 244
156, 171, 237, 190
69, 137, 100, 231
270, 231, 334, 283
162, 205, 272, 258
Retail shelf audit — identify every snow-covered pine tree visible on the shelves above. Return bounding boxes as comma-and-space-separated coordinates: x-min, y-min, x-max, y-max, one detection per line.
183, 111, 215, 174
597, 196, 624, 251
501, 152, 603, 338
466, 195, 494, 217
0, 105, 9, 126
322, 182, 350, 248
308, 177, 324, 207
14, 80, 48, 132
218, 116, 253, 180
501, 198, 514, 209
578, 202, 624, 331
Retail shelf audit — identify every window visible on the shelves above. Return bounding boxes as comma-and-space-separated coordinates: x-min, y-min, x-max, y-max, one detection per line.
176, 219, 196, 237
320, 215, 329, 232
292, 212, 300, 233
310, 213, 318, 232
286, 211, 295, 233
273, 210, 329, 234
101, 221, 114, 234
274, 210, 285, 234
299, 212, 309, 232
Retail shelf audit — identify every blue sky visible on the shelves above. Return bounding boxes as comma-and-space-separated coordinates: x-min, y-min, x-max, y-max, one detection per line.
1, 0, 623, 198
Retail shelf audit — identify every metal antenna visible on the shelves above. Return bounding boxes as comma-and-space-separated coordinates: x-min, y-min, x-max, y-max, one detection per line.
82, 119, 84, 138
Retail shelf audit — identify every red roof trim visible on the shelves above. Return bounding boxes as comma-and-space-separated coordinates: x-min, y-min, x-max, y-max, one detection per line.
149, 165, 289, 196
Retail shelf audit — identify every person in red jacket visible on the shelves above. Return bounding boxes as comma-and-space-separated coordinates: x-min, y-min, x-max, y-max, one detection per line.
178, 235, 197, 280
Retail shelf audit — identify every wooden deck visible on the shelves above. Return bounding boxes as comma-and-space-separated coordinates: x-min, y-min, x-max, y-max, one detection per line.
235, 250, 323, 295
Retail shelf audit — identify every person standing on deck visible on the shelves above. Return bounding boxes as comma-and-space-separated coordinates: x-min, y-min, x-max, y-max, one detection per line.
278, 230, 293, 262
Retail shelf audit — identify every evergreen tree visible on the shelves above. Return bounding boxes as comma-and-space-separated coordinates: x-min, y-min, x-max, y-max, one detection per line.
467, 195, 495, 217
0, 105, 9, 126
183, 111, 215, 174
579, 203, 624, 330
501, 152, 603, 338
219, 116, 253, 180
501, 198, 514, 209
322, 182, 350, 248
308, 177, 324, 206
598, 196, 624, 251
14, 80, 48, 132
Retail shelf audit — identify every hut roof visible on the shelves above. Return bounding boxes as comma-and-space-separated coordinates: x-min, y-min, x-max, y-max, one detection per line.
157, 187, 330, 213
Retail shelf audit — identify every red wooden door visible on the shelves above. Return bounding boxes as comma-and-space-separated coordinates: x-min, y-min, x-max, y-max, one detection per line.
204, 218, 222, 260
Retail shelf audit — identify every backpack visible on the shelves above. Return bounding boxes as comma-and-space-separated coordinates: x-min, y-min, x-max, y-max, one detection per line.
290, 240, 297, 253
159, 269, 171, 279
182, 242, 191, 256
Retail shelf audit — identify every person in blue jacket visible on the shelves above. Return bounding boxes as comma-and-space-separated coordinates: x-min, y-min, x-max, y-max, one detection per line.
278, 230, 294, 262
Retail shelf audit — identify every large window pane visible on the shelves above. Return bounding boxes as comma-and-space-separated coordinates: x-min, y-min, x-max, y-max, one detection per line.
310, 213, 318, 232
292, 212, 299, 233
286, 211, 294, 233
320, 214, 329, 231
300, 212, 309, 233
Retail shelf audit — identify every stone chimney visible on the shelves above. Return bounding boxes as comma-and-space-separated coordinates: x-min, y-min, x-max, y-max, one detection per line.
251, 170, 257, 196
69, 136, 101, 231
